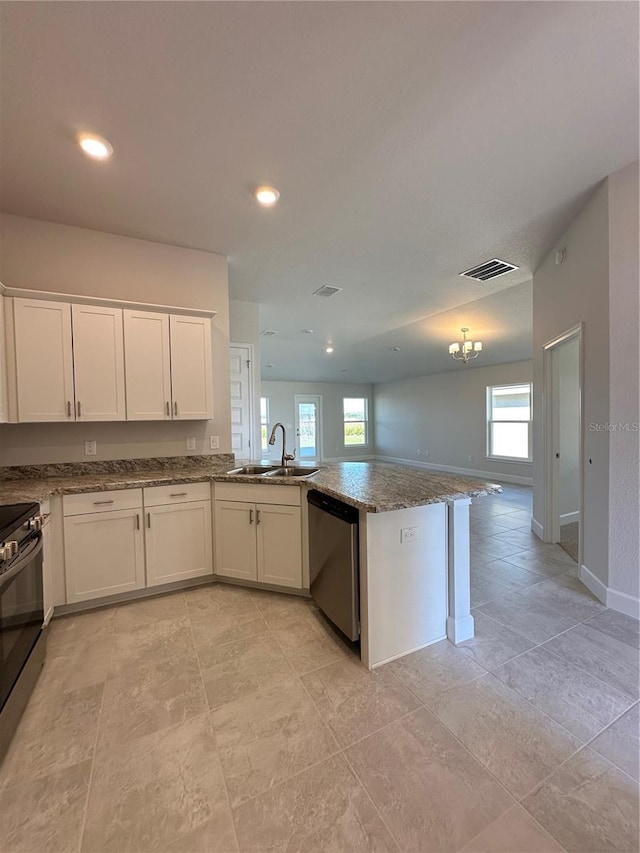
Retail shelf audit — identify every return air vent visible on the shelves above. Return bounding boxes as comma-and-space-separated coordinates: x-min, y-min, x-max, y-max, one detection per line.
259, 329, 278, 337
460, 259, 519, 281
312, 285, 343, 298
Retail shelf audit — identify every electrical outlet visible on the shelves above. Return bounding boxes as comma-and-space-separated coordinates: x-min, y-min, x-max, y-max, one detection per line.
468, 454, 473, 462
424, 450, 430, 458
84, 440, 97, 456
186, 437, 197, 451
209, 435, 220, 450
400, 526, 418, 544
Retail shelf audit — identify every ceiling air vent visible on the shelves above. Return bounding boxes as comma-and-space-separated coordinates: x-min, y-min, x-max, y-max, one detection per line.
259, 329, 278, 337
312, 285, 343, 298
460, 259, 519, 281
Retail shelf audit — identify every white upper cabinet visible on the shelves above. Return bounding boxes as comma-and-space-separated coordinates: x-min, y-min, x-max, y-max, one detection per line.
170, 314, 213, 420
13, 297, 75, 422
124, 309, 172, 420
72, 304, 126, 421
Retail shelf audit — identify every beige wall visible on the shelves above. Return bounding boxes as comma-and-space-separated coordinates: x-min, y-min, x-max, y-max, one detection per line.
533, 160, 640, 611
608, 161, 640, 603
374, 360, 533, 483
0, 213, 231, 465
261, 380, 374, 462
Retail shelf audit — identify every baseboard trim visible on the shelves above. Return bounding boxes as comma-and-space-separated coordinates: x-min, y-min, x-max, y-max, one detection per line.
447, 614, 475, 644
374, 455, 533, 486
531, 517, 545, 540
579, 564, 640, 619
560, 511, 580, 524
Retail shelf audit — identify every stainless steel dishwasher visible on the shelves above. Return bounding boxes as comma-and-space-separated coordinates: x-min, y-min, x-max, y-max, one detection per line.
308, 490, 359, 641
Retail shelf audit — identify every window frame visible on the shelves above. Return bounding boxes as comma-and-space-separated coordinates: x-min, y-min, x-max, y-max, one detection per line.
342, 397, 369, 448
260, 396, 270, 454
486, 383, 533, 463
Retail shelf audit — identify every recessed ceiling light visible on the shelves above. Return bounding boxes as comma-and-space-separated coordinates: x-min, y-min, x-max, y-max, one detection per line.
266, 363, 274, 368
254, 185, 280, 206
389, 346, 401, 352
77, 132, 113, 160
325, 345, 334, 354
301, 329, 314, 334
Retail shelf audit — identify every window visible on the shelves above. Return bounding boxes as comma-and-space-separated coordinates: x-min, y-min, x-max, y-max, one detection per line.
260, 397, 269, 453
343, 397, 368, 446
487, 384, 532, 461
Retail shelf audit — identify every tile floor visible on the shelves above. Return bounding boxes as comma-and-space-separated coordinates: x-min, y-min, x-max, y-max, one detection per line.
1, 485, 638, 852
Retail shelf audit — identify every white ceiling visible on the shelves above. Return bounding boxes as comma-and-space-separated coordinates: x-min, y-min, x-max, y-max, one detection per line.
1, 2, 638, 383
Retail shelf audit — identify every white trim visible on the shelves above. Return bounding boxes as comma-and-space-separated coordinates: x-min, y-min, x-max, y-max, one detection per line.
531, 517, 545, 539
375, 455, 533, 486
0, 282, 217, 318
368, 634, 446, 669
230, 341, 256, 457
579, 564, 640, 620
560, 511, 580, 524
446, 614, 475, 644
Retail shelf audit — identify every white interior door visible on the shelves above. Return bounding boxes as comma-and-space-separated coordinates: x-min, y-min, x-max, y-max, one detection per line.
294, 395, 322, 461
230, 345, 253, 459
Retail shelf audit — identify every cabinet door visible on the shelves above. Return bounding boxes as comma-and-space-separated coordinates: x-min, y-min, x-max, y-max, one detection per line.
123, 310, 172, 420
169, 315, 212, 420
0, 295, 7, 423
64, 509, 145, 603
72, 304, 126, 421
14, 298, 75, 422
145, 501, 213, 587
214, 500, 257, 581
257, 504, 302, 589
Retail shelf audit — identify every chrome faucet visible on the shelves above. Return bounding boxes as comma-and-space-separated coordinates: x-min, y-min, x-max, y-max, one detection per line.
268, 422, 296, 467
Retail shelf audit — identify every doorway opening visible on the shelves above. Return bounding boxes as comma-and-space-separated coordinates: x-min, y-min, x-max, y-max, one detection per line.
543, 325, 583, 564
294, 395, 323, 462
229, 343, 255, 460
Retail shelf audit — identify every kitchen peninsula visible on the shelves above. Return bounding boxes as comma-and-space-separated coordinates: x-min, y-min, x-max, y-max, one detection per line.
0, 458, 500, 668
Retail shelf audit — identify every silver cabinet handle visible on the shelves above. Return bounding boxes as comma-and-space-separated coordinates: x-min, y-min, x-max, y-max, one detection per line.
256, 510, 261, 525
136, 513, 140, 530
147, 512, 151, 528
166, 401, 170, 417
77, 401, 82, 417
93, 500, 114, 505
249, 509, 254, 524
67, 401, 72, 417
174, 401, 178, 417
169, 492, 188, 497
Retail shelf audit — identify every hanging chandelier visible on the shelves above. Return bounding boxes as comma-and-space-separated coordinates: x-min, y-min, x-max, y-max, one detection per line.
449, 327, 483, 364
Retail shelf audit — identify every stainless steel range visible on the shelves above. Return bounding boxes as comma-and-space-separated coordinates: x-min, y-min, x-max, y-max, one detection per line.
0, 502, 47, 763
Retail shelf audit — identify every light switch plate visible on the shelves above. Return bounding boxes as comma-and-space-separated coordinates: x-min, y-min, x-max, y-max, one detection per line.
186, 437, 197, 451
84, 440, 97, 456
209, 435, 220, 450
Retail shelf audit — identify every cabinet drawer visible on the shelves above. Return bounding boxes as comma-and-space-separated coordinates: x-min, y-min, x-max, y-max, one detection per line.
63, 488, 143, 516
214, 482, 301, 506
143, 481, 211, 507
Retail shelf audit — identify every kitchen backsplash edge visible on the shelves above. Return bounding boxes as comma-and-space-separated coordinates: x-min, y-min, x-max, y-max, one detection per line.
0, 454, 236, 481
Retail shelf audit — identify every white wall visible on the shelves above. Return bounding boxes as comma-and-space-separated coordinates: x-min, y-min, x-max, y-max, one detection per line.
557, 337, 580, 519
608, 161, 640, 604
533, 161, 640, 614
0, 213, 231, 465
261, 380, 374, 462
374, 360, 533, 483
230, 299, 261, 456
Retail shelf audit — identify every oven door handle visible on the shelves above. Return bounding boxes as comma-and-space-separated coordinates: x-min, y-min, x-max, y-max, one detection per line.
0, 534, 43, 589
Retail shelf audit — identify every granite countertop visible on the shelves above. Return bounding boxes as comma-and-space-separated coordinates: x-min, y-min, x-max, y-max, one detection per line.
0, 457, 501, 513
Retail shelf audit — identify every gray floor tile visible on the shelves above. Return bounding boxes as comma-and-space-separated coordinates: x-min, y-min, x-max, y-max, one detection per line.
589, 703, 640, 781
458, 611, 536, 670
477, 591, 582, 645
583, 608, 640, 650
492, 646, 633, 741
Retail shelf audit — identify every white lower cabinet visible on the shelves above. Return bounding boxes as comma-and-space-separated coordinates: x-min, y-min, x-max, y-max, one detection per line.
145, 500, 213, 587
215, 499, 302, 589
64, 507, 145, 604
63, 483, 213, 604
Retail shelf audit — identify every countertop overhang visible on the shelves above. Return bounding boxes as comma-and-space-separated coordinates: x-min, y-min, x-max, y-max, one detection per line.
0, 460, 501, 513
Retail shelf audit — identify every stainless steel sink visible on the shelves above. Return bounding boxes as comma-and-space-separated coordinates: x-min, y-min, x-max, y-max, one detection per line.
263, 466, 319, 478
226, 465, 280, 475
